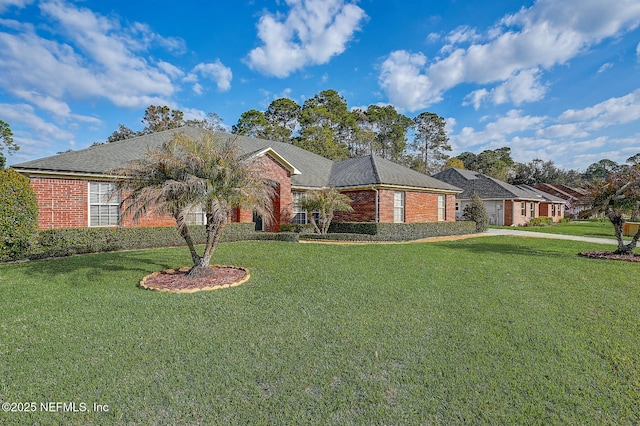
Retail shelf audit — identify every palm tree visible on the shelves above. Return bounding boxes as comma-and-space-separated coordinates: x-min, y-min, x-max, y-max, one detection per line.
298, 188, 353, 234
113, 132, 276, 278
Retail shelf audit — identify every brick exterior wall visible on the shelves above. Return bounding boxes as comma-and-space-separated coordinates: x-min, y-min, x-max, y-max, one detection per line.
333, 190, 377, 222
405, 192, 456, 222
507, 200, 540, 226
334, 189, 457, 224
539, 202, 564, 222
30, 177, 88, 230
28, 154, 293, 231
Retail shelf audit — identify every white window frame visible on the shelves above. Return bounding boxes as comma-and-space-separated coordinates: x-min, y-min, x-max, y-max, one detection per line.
521, 202, 526, 216
185, 205, 206, 226
89, 182, 120, 227
530, 202, 535, 217
437, 195, 446, 222
393, 191, 405, 223
292, 192, 308, 224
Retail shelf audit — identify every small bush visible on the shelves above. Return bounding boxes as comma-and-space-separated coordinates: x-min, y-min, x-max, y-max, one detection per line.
528, 216, 553, 227
462, 193, 489, 232
0, 169, 39, 260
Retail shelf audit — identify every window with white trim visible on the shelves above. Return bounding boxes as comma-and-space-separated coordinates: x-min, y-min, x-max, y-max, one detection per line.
186, 205, 206, 225
437, 195, 446, 221
292, 192, 308, 224
520, 202, 526, 216
393, 191, 405, 223
89, 182, 120, 227
530, 202, 535, 217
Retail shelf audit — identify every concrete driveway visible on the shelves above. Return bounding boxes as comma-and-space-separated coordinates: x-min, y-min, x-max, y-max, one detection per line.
487, 228, 619, 246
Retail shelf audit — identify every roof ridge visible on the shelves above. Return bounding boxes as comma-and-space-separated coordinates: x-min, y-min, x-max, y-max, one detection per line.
369, 154, 382, 184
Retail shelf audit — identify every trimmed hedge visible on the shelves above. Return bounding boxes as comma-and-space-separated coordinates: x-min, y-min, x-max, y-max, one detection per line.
25, 223, 259, 260
252, 232, 299, 242
280, 223, 315, 234
301, 221, 477, 242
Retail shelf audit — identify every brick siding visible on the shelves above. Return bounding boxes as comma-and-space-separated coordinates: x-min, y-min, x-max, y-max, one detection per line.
334, 189, 457, 223
28, 153, 293, 231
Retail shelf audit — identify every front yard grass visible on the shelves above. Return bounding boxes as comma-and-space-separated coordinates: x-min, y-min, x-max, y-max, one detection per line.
0, 236, 638, 424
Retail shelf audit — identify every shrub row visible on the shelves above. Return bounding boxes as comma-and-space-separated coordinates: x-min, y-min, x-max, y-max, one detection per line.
23, 223, 259, 260
301, 221, 477, 242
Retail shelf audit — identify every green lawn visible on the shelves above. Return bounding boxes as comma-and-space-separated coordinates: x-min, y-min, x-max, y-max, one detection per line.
0, 237, 638, 425
494, 220, 628, 239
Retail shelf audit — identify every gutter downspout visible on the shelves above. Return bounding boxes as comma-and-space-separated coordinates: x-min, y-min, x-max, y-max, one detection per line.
373, 187, 379, 223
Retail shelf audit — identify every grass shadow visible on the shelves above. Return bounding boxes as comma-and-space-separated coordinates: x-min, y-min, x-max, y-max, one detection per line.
5, 248, 188, 288
434, 236, 590, 260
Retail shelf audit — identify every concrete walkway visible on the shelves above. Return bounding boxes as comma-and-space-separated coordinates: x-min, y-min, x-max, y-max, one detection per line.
487, 228, 619, 246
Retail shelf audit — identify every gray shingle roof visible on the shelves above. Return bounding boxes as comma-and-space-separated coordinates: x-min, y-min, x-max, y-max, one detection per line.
329, 155, 461, 191
13, 126, 460, 193
516, 184, 566, 203
432, 168, 545, 200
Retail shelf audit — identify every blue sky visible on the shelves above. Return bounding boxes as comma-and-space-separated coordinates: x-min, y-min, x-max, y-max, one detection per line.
1, 0, 640, 171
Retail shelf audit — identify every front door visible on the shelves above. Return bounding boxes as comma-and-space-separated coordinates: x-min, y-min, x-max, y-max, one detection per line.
253, 212, 264, 231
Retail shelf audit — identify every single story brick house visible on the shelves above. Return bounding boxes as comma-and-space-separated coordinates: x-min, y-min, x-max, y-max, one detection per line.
432, 168, 565, 226
12, 127, 462, 231
533, 183, 592, 218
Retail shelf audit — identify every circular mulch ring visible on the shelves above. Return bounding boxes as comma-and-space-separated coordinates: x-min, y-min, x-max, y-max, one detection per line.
140, 265, 250, 293
580, 251, 640, 262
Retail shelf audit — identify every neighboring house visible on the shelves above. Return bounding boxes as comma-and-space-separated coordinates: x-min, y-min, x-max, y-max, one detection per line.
12, 127, 462, 231
516, 184, 566, 223
534, 183, 592, 218
432, 168, 565, 226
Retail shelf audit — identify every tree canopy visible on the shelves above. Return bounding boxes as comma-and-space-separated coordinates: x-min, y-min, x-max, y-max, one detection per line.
0, 120, 19, 169
411, 112, 451, 175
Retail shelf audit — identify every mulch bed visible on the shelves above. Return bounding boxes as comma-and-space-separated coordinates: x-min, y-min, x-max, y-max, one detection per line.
580, 251, 640, 262
140, 265, 250, 293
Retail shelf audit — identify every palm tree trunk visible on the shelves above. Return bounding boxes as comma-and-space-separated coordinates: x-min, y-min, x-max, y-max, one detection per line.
187, 216, 225, 278
177, 222, 201, 266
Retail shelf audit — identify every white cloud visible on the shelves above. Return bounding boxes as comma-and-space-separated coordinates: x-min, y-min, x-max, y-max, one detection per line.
559, 88, 640, 130
464, 68, 547, 109
452, 109, 547, 150
379, 0, 640, 111
597, 62, 613, 73
449, 88, 640, 169
186, 61, 233, 93
535, 123, 589, 139
0, 103, 74, 142
245, 0, 367, 77
0, 0, 195, 115
378, 51, 436, 112
0, 0, 33, 13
